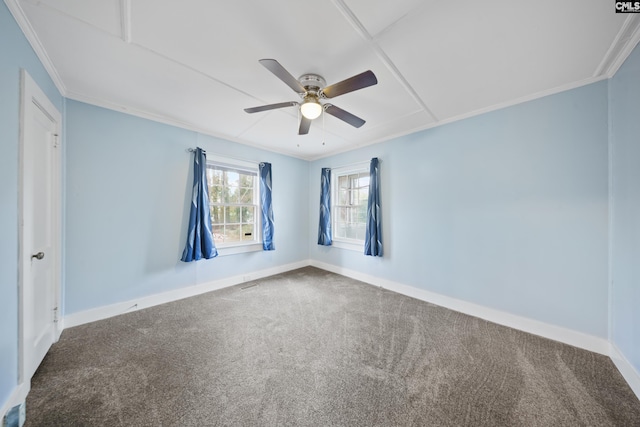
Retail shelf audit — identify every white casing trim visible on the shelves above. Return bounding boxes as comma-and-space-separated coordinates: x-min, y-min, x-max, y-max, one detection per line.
610, 343, 640, 401
64, 260, 310, 328
309, 260, 611, 356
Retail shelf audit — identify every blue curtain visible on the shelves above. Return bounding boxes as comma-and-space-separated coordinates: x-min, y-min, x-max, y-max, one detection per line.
364, 157, 382, 257
259, 162, 275, 251
318, 168, 332, 245
181, 147, 218, 262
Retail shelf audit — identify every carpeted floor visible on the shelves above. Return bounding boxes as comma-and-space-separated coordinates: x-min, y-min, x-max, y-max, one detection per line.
25, 267, 640, 426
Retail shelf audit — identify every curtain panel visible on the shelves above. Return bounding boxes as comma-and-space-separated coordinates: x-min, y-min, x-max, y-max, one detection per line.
364, 157, 382, 257
181, 147, 218, 262
317, 167, 332, 245
259, 162, 275, 251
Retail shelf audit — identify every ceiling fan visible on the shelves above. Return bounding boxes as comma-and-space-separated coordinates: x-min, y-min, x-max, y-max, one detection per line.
244, 59, 378, 135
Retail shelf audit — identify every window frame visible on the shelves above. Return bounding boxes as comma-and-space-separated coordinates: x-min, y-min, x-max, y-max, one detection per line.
330, 161, 370, 252
206, 155, 263, 256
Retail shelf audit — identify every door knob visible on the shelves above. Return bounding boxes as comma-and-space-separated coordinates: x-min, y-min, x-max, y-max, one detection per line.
31, 252, 44, 260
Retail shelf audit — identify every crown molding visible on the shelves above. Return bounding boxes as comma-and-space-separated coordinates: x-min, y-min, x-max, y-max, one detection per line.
595, 14, 640, 78
4, 0, 67, 95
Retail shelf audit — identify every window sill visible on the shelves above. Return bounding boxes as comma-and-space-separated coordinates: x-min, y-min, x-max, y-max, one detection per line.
216, 242, 263, 256
331, 239, 364, 253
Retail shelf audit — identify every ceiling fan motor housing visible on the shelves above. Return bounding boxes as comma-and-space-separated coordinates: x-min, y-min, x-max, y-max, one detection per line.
298, 73, 326, 96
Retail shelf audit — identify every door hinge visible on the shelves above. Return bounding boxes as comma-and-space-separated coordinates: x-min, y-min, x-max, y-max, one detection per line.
53, 133, 60, 148
53, 307, 59, 323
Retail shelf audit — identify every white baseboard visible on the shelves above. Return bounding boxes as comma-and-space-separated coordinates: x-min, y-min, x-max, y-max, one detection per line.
0, 381, 29, 425
64, 260, 310, 328
610, 343, 640, 400
309, 260, 610, 356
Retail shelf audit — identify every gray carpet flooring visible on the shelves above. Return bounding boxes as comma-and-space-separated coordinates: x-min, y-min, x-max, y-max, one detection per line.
25, 267, 640, 426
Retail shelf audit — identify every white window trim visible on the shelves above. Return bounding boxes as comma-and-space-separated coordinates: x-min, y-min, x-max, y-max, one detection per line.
217, 242, 263, 257
331, 161, 369, 253
207, 154, 262, 256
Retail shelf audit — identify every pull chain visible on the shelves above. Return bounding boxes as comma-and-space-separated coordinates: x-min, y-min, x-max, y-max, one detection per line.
297, 107, 300, 147
322, 106, 326, 146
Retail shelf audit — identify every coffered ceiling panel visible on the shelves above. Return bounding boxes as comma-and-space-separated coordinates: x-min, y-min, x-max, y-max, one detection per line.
342, 0, 427, 38
9, 0, 640, 159
376, 0, 628, 120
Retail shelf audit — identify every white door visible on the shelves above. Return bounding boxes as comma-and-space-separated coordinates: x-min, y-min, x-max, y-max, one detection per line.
20, 70, 62, 382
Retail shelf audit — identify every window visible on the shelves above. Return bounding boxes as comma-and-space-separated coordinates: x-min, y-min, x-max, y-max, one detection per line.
332, 163, 369, 249
206, 156, 261, 253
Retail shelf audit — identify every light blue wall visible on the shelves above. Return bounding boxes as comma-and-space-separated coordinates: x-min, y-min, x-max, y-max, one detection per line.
309, 81, 610, 338
64, 100, 309, 314
610, 43, 640, 374
0, 1, 64, 410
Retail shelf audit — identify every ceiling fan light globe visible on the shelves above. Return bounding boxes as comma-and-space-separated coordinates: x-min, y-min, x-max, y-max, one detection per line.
300, 100, 322, 120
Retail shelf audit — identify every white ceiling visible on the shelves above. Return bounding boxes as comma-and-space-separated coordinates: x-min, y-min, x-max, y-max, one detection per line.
7, 0, 640, 160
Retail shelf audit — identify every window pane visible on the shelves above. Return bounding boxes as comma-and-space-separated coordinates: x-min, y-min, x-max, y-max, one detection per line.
225, 224, 241, 243
242, 206, 255, 223
338, 189, 348, 205
240, 174, 254, 188
208, 169, 223, 186
358, 187, 369, 205
242, 224, 255, 241
226, 171, 239, 187
356, 223, 367, 241
346, 223, 357, 239
225, 186, 239, 204
349, 174, 359, 190
210, 185, 224, 204
239, 188, 253, 204
212, 225, 225, 244
210, 206, 223, 224
358, 174, 369, 189
338, 175, 348, 190
225, 206, 240, 223
357, 205, 367, 223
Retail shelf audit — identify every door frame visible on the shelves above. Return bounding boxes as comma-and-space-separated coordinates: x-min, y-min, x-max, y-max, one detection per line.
17, 69, 63, 395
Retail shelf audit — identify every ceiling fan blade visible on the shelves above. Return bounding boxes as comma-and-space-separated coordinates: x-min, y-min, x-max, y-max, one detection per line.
244, 101, 298, 114
321, 70, 377, 99
259, 59, 306, 94
324, 104, 366, 128
298, 116, 311, 135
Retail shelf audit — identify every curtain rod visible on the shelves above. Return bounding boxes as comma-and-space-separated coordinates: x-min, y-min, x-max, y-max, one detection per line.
326, 158, 378, 170
186, 148, 266, 166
